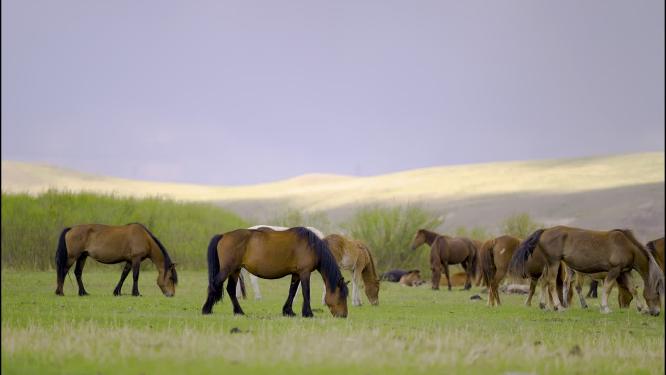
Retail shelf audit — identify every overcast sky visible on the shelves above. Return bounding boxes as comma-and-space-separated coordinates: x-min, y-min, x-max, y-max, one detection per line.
2, 1, 664, 185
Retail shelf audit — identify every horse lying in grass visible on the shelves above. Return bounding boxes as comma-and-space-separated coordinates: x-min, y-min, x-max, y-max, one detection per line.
322, 234, 380, 306
380, 269, 425, 286
410, 229, 477, 291
201, 226, 348, 318
54, 223, 178, 297
509, 226, 664, 315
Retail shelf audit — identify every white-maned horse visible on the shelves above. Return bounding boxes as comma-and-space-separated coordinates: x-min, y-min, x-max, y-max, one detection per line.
237, 225, 326, 300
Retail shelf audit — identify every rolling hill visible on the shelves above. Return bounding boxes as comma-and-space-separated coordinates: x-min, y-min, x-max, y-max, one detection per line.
2, 152, 664, 239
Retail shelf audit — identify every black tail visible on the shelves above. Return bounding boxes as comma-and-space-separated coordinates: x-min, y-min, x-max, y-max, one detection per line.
55, 227, 72, 280
202, 234, 224, 314
480, 240, 496, 287
509, 229, 545, 278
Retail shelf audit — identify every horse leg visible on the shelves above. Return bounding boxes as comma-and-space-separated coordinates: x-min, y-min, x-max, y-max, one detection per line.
525, 278, 537, 307
561, 266, 575, 308
442, 263, 452, 291
587, 280, 598, 298
235, 271, 246, 300
55, 257, 76, 296
282, 274, 300, 317
113, 262, 132, 296
74, 253, 89, 296
462, 261, 472, 290
202, 268, 230, 315
546, 263, 565, 312
226, 270, 245, 315
600, 268, 621, 314
574, 273, 588, 309
131, 259, 142, 296
321, 284, 327, 305
300, 272, 314, 318
250, 274, 262, 300
538, 278, 549, 310
616, 272, 643, 312
492, 278, 501, 306
352, 267, 362, 306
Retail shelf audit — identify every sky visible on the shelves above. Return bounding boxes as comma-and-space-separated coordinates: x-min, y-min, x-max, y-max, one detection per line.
2, 1, 664, 185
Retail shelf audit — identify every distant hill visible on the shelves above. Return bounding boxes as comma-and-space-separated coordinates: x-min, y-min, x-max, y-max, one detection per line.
2, 152, 664, 240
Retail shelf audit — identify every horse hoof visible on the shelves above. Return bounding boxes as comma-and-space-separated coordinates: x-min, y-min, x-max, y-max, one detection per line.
78, 292, 89, 296
283, 311, 296, 317
539, 303, 546, 310
113, 291, 121, 296
600, 307, 611, 314
132, 293, 142, 297
302, 312, 314, 318
233, 311, 245, 316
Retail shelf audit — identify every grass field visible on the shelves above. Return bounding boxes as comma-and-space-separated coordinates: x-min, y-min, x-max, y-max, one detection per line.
2, 270, 664, 375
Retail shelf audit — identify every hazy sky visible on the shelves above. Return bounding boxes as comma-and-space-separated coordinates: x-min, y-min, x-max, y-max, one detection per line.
2, 1, 664, 185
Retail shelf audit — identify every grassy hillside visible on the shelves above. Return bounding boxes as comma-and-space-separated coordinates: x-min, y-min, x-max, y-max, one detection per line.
1, 191, 248, 270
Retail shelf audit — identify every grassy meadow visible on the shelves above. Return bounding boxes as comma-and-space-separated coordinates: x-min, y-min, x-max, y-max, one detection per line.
1, 191, 664, 374
2, 270, 664, 375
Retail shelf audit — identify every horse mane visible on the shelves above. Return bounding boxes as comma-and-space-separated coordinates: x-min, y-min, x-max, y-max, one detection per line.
357, 241, 379, 282
130, 223, 178, 284
613, 229, 663, 297
292, 227, 348, 297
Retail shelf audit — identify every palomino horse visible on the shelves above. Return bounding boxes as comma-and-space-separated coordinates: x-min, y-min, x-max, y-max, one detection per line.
510, 226, 664, 315
236, 225, 326, 300
410, 229, 477, 291
54, 223, 178, 297
322, 234, 380, 306
201, 227, 348, 318
480, 235, 521, 307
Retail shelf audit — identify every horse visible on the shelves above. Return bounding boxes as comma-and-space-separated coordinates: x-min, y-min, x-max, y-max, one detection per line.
509, 226, 664, 315
399, 270, 426, 286
479, 235, 521, 307
54, 223, 178, 297
410, 229, 477, 291
440, 272, 472, 287
201, 226, 348, 318
236, 225, 326, 300
471, 239, 485, 286
321, 234, 379, 306
381, 269, 410, 282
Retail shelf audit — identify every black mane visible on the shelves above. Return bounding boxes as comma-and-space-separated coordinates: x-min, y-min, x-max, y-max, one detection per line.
292, 227, 348, 297
130, 223, 178, 284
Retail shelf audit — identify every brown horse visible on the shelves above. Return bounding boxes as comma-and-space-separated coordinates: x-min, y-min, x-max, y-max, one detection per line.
563, 268, 635, 310
410, 229, 477, 291
400, 270, 426, 286
323, 234, 380, 306
471, 239, 484, 286
509, 226, 664, 315
480, 235, 521, 307
201, 227, 349, 318
54, 223, 178, 297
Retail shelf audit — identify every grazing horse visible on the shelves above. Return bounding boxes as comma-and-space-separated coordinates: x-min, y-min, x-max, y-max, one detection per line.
509, 226, 664, 315
236, 225, 326, 300
410, 229, 477, 291
322, 234, 380, 306
201, 227, 348, 318
54, 223, 178, 297
480, 235, 521, 307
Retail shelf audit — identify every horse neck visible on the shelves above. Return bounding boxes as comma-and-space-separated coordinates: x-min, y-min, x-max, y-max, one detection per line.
421, 230, 440, 245
631, 246, 654, 283
360, 252, 379, 285
148, 245, 167, 276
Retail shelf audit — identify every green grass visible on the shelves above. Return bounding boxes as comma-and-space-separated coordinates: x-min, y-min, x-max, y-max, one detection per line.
2, 270, 664, 375
1, 191, 247, 270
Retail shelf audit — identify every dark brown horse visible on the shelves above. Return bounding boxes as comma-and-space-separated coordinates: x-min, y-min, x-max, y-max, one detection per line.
510, 226, 664, 315
201, 227, 349, 318
54, 223, 178, 297
480, 235, 521, 307
410, 229, 477, 291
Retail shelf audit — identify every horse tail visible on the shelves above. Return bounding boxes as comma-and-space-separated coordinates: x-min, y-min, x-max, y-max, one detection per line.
480, 239, 496, 287
55, 227, 72, 279
202, 234, 224, 314
615, 229, 664, 298
468, 240, 479, 280
293, 227, 348, 298
509, 229, 545, 278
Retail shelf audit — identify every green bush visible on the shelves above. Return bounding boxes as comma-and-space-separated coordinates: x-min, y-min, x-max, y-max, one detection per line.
1, 190, 248, 270
500, 213, 542, 239
342, 205, 443, 275
454, 226, 492, 242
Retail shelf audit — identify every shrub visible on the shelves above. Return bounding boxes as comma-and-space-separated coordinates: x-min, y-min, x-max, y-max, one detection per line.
500, 213, 542, 239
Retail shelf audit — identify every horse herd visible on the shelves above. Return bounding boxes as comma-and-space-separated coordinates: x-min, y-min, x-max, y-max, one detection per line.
53, 222, 665, 318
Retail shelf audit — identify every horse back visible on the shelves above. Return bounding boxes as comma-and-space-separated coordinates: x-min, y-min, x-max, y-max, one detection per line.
65, 223, 153, 263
